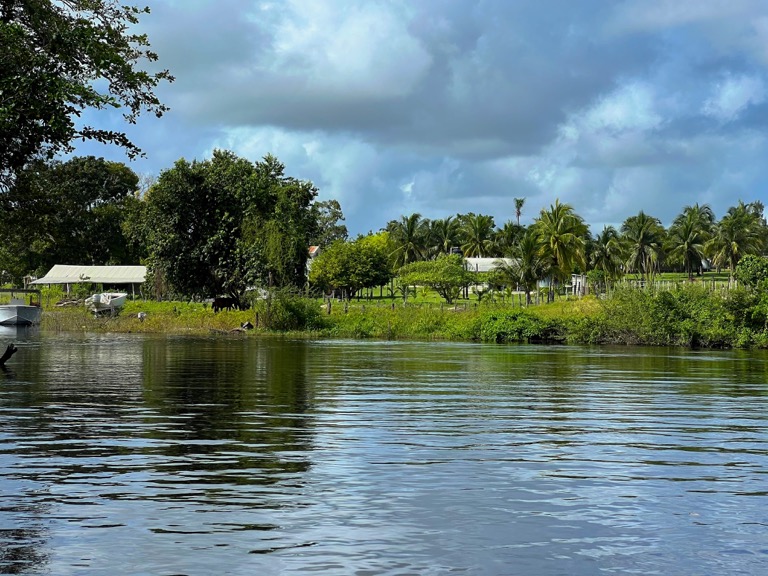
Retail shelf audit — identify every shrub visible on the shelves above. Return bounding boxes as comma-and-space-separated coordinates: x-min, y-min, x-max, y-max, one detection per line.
478, 310, 565, 343
254, 291, 326, 331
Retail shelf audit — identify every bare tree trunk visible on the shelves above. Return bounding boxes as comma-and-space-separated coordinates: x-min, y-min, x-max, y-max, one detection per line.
0, 344, 17, 366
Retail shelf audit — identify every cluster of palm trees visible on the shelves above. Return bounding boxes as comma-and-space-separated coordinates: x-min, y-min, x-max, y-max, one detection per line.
596, 200, 766, 282
387, 198, 768, 303
386, 199, 529, 267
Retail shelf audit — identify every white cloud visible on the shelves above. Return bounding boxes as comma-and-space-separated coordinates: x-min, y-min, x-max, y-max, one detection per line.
702, 74, 766, 122
583, 82, 663, 133
266, 0, 432, 99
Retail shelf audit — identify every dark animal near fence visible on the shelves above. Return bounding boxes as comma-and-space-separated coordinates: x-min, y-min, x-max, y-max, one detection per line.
212, 297, 238, 312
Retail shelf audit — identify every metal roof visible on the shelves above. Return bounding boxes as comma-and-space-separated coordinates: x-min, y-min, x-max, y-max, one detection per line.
30, 265, 146, 285
464, 258, 514, 273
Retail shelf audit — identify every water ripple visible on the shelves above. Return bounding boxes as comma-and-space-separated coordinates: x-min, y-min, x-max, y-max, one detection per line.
0, 338, 767, 575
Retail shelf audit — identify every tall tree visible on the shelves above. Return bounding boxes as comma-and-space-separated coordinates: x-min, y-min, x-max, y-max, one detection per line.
514, 197, 525, 226
589, 225, 624, 281
0, 0, 173, 189
249, 155, 318, 289
429, 216, 461, 256
144, 151, 316, 301
668, 204, 713, 280
388, 213, 428, 267
706, 201, 765, 278
533, 199, 588, 299
621, 211, 665, 281
310, 199, 348, 246
493, 230, 547, 305
0, 156, 139, 282
459, 213, 497, 257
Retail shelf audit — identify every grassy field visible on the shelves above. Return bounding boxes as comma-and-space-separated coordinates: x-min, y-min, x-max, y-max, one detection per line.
36, 287, 593, 336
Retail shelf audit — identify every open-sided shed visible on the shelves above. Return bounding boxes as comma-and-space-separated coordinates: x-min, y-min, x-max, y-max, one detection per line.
30, 265, 146, 297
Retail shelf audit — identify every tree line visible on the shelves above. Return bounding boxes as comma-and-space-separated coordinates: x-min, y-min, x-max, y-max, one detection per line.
0, 152, 346, 307
310, 198, 768, 305
2, 151, 767, 306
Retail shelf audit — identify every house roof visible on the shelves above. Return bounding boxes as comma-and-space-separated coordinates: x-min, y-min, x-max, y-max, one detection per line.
30, 265, 147, 285
464, 257, 514, 273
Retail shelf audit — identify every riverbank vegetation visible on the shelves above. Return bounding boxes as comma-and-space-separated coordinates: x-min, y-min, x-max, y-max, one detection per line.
4, 147, 768, 352
36, 277, 768, 349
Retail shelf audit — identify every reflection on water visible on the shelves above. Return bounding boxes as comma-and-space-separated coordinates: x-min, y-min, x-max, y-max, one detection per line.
0, 326, 40, 341
1, 336, 767, 575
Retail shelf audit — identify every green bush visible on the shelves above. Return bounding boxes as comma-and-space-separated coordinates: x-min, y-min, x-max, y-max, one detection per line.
735, 254, 768, 289
254, 291, 326, 331
478, 310, 565, 343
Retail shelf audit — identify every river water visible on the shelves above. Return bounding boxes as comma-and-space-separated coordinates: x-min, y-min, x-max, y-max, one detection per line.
0, 330, 766, 575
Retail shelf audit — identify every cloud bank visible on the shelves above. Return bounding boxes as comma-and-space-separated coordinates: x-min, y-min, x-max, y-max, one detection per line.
76, 0, 768, 235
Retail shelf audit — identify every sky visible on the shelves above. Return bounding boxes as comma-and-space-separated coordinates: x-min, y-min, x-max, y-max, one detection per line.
75, 0, 768, 236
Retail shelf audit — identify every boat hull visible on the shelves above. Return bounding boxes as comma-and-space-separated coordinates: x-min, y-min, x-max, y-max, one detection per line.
85, 293, 128, 313
0, 305, 42, 326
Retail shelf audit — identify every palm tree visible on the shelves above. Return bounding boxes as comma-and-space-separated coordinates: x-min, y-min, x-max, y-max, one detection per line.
621, 211, 665, 282
429, 216, 461, 256
682, 203, 715, 231
460, 213, 496, 257
494, 230, 547, 305
706, 201, 765, 278
589, 225, 624, 281
495, 220, 524, 255
388, 213, 428, 268
533, 199, 588, 300
668, 205, 713, 280
514, 197, 525, 226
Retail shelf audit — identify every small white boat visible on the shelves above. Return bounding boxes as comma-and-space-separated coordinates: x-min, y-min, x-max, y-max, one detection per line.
85, 292, 128, 314
0, 289, 43, 326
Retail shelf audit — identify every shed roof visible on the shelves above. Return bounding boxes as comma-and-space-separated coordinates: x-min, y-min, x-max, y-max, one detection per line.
464, 257, 514, 273
30, 265, 146, 285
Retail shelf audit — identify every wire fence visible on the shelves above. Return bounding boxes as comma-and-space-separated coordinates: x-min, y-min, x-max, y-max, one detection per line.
320, 275, 742, 313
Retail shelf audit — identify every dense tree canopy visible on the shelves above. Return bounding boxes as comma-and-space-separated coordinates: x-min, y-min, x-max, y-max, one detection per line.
144, 151, 316, 302
310, 199, 348, 247
388, 213, 428, 267
0, 0, 172, 189
621, 211, 665, 281
735, 254, 768, 290
706, 201, 765, 277
308, 233, 391, 298
0, 156, 139, 281
398, 254, 473, 304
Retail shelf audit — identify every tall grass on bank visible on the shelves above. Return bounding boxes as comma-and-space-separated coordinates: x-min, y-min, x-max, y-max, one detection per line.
326, 285, 768, 348
580, 284, 768, 348
42, 300, 257, 334
322, 303, 483, 340
37, 284, 768, 348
